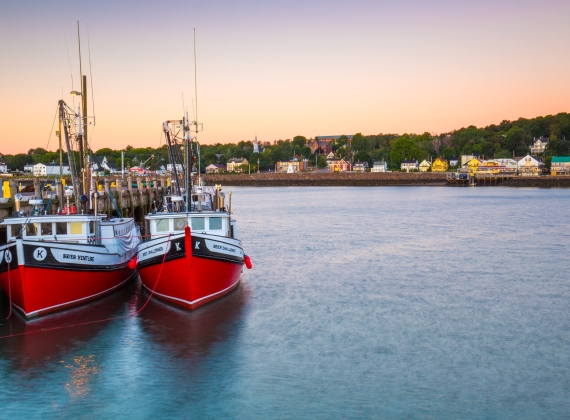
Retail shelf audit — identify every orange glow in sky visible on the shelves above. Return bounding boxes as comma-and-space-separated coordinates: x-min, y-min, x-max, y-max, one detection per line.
1, 0, 569, 154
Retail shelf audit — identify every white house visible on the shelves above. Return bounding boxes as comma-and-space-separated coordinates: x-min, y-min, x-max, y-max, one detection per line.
372, 161, 388, 172
449, 157, 459, 167
353, 161, 369, 172
33, 163, 70, 176
517, 155, 543, 176
24, 164, 34, 173
0, 162, 7, 174
494, 158, 518, 174
400, 159, 418, 172
166, 163, 183, 173
91, 156, 116, 175
530, 137, 549, 155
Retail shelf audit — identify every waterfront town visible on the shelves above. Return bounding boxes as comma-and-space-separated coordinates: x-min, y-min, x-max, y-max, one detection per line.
1, 113, 570, 185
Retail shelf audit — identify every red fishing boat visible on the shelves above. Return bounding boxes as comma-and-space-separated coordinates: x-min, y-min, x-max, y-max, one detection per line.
136, 116, 251, 309
0, 99, 139, 318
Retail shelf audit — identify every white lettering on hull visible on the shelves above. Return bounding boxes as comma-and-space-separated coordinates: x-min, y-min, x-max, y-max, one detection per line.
138, 241, 171, 262
205, 239, 243, 258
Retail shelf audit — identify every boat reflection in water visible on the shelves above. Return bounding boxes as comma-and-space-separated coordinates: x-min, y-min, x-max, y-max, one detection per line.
0, 281, 136, 371
137, 280, 250, 359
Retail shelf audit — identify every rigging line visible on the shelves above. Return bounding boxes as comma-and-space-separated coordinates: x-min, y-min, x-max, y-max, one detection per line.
64, 35, 76, 109
45, 104, 59, 150
87, 23, 96, 126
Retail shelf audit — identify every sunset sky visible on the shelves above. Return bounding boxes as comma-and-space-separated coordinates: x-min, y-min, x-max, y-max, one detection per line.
1, 0, 569, 154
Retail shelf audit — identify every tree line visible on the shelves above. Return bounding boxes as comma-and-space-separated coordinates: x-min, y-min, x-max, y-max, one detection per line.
2, 113, 569, 172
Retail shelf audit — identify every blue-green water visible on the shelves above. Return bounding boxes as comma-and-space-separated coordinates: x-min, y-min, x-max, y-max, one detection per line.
1, 187, 569, 418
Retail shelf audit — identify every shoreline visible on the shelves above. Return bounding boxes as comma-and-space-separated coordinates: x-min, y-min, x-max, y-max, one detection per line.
203, 172, 570, 187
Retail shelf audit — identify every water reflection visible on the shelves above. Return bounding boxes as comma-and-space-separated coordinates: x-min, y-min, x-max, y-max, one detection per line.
137, 281, 251, 360
0, 282, 135, 371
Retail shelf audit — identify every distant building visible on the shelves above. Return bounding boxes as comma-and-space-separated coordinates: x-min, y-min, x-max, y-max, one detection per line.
276, 159, 307, 173
431, 158, 449, 172
166, 163, 183, 173
327, 158, 351, 172
419, 159, 431, 172
253, 136, 260, 154
309, 139, 333, 155
24, 164, 34, 173
353, 161, 369, 172
461, 154, 481, 167
91, 156, 117, 175
465, 158, 483, 175
0, 162, 7, 174
550, 156, 570, 175
530, 137, 549, 155
227, 158, 249, 172
449, 157, 459, 167
400, 160, 418, 172
33, 163, 70, 176
205, 163, 226, 174
517, 155, 543, 176
371, 161, 388, 173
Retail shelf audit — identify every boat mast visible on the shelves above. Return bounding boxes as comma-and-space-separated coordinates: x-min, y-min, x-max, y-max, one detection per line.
77, 21, 89, 197
164, 122, 182, 196
59, 100, 81, 199
184, 111, 190, 212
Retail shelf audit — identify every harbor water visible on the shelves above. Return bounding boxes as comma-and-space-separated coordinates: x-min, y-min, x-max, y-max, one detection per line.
1, 186, 569, 418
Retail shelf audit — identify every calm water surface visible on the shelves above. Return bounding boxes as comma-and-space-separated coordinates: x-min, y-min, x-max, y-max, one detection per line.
1, 187, 569, 419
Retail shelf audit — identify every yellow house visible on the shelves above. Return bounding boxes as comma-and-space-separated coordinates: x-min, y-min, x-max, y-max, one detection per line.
466, 158, 482, 175
431, 158, 448, 172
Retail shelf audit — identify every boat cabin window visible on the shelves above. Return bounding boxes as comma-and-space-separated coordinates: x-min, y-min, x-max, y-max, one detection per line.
9, 224, 23, 238
89, 221, 95, 234
41, 223, 53, 236
191, 217, 205, 231
209, 217, 223, 230
26, 223, 38, 236
70, 221, 83, 235
173, 218, 188, 231
155, 219, 170, 232
56, 222, 67, 235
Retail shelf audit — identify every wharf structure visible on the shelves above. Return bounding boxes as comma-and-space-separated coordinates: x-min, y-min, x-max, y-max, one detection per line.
0, 176, 169, 239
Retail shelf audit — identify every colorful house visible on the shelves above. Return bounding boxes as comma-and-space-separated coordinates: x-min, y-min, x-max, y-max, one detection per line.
328, 158, 351, 172
419, 160, 431, 172
431, 158, 448, 172
550, 156, 570, 175
227, 157, 249, 172
466, 158, 482, 175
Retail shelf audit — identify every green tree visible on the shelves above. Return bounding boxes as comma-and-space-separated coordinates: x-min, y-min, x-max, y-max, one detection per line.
354, 151, 372, 167
390, 135, 422, 165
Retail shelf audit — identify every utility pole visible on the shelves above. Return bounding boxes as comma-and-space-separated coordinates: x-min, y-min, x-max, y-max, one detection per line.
122, 150, 125, 181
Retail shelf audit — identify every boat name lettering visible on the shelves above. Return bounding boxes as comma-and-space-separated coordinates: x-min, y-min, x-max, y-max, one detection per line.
213, 244, 236, 253
63, 253, 95, 262
141, 247, 164, 258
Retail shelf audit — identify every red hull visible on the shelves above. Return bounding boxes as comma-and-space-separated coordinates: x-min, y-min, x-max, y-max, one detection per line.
0, 265, 136, 318
138, 256, 242, 310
